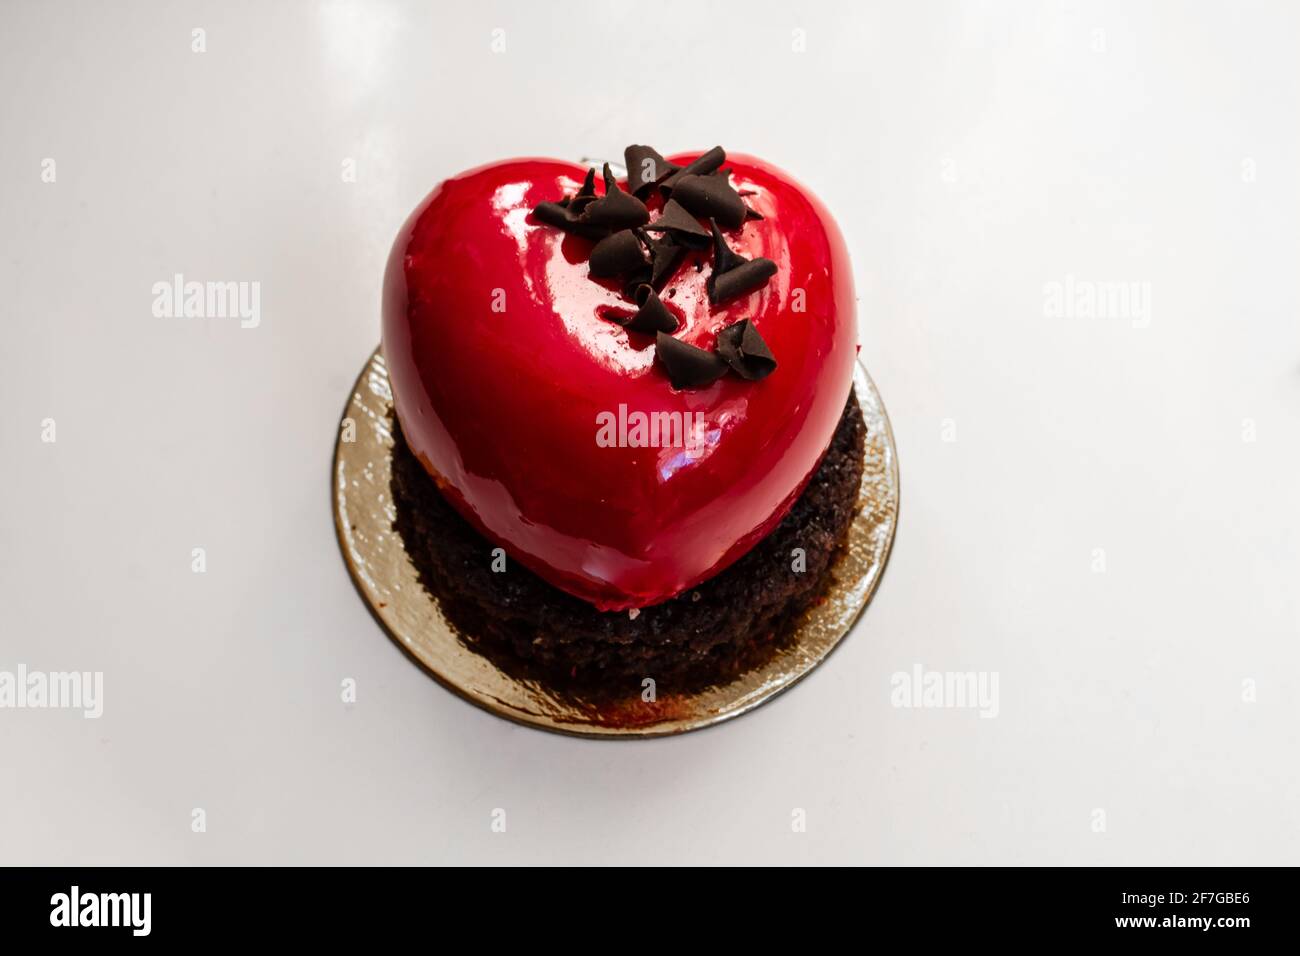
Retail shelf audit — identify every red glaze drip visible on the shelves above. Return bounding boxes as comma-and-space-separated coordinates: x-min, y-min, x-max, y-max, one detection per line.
382, 153, 856, 610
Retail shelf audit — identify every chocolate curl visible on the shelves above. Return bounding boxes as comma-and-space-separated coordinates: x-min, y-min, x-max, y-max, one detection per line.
621, 269, 652, 299
672, 172, 748, 229
715, 319, 777, 381
637, 229, 686, 288
579, 163, 650, 229
643, 198, 710, 247
624, 145, 681, 197
568, 167, 599, 214
705, 219, 777, 304
710, 165, 764, 221
661, 146, 726, 192
655, 332, 728, 389
709, 259, 778, 304
532, 200, 610, 241
589, 229, 647, 278
709, 218, 746, 273
624, 287, 679, 334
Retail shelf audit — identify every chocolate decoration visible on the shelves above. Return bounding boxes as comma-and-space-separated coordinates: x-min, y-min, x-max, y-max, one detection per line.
569, 167, 599, 214
644, 198, 710, 247
533, 200, 572, 228
672, 173, 748, 229
637, 229, 686, 288
715, 319, 777, 381
651, 242, 685, 287
712, 167, 764, 221
579, 164, 650, 229
709, 258, 778, 304
535, 147, 780, 390
706, 220, 777, 304
589, 229, 647, 278
625, 287, 679, 334
661, 146, 726, 192
624, 145, 681, 197
621, 269, 652, 299
532, 200, 610, 241
709, 219, 747, 273
655, 332, 728, 389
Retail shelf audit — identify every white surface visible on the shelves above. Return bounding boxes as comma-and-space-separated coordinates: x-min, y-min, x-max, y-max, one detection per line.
2, 0, 1297, 866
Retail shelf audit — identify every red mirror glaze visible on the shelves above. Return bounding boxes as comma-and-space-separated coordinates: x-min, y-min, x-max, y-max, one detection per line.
382, 153, 857, 610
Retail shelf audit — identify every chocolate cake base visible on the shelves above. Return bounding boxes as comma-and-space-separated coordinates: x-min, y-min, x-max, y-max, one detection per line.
390, 389, 866, 693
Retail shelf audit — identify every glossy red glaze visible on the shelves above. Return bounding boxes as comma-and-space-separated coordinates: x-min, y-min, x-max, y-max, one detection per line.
382, 153, 856, 610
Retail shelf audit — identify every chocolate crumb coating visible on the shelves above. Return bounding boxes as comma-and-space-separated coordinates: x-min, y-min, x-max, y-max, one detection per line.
389, 390, 866, 692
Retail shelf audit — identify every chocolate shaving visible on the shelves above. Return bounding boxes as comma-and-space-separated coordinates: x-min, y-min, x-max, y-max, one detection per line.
644, 198, 710, 247
578, 164, 649, 229
624, 145, 681, 197
568, 167, 599, 214
532, 145, 781, 392
706, 220, 777, 304
731, 172, 764, 221
589, 229, 647, 278
710, 167, 764, 221
623, 287, 679, 334
662, 146, 726, 192
715, 319, 777, 381
655, 332, 728, 389
709, 218, 747, 273
710, 258, 778, 304
621, 269, 652, 299
532, 200, 609, 241
637, 229, 686, 288
672, 172, 748, 229
533, 200, 573, 228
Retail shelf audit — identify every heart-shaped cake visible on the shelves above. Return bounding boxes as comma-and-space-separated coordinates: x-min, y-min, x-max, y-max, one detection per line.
383, 148, 857, 620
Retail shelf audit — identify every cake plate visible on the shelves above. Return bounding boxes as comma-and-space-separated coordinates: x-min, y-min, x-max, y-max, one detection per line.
333, 347, 899, 738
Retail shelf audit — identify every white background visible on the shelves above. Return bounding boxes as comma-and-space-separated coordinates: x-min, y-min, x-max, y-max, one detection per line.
2, 0, 1297, 865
